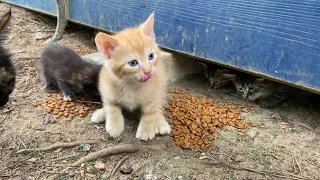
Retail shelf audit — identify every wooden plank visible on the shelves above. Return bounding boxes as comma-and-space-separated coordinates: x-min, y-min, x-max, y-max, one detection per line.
3, 0, 320, 92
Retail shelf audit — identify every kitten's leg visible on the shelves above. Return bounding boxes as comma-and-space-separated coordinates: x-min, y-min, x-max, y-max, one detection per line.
153, 110, 171, 135
91, 108, 106, 123
136, 103, 170, 140
104, 103, 125, 138
57, 81, 76, 101
43, 76, 59, 92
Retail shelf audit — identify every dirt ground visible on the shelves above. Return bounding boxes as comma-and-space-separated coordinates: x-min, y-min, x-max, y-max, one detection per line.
1, 5, 320, 180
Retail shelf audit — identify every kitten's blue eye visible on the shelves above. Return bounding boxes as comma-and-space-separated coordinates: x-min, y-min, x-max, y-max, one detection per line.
249, 87, 254, 91
238, 87, 243, 91
128, 60, 138, 67
148, 53, 154, 60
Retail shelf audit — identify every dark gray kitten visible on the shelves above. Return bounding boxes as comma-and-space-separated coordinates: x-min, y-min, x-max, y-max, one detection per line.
232, 74, 288, 108
0, 6, 15, 107
40, 43, 102, 101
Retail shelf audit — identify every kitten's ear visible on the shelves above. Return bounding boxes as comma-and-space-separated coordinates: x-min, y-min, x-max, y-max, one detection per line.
95, 32, 120, 59
141, 12, 155, 40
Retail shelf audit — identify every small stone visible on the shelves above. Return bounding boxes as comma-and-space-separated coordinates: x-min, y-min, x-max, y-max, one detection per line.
247, 129, 258, 138
86, 173, 96, 178
80, 163, 85, 168
26, 158, 38, 162
174, 156, 181, 160
86, 166, 96, 174
61, 160, 68, 164
234, 155, 246, 162
120, 164, 133, 174
95, 162, 105, 170
80, 170, 85, 178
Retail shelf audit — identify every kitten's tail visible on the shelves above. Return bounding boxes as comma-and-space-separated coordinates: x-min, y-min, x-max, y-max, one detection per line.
0, 5, 11, 32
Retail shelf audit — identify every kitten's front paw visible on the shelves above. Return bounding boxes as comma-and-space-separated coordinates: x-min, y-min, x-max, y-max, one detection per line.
63, 94, 76, 101
136, 123, 155, 141
106, 116, 124, 138
91, 108, 106, 123
154, 117, 171, 135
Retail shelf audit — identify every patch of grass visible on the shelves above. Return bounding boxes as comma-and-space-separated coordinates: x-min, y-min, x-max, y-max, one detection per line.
248, 150, 266, 165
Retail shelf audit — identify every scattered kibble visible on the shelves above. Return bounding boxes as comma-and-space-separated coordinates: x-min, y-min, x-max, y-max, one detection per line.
166, 88, 253, 150
32, 93, 101, 121
76, 48, 96, 55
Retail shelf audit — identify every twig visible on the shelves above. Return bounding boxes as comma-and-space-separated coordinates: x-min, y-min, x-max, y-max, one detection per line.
294, 156, 302, 176
47, 144, 142, 180
290, 120, 312, 131
0, 115, 8, 124
76, 100, 101, 104
18, 138, 27, 149
303, 158, 316, 166
132, 164, 145, 175
204, 161, 311, 180
16, 140, 97, 154
49, 153, 82, 162
110, 155, 130, 176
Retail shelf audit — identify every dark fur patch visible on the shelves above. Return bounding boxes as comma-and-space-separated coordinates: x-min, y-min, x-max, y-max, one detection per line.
40, 43, 102, 101
0, 6, 15, 107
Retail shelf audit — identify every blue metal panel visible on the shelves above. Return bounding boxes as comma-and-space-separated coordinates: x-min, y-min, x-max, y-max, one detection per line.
3, 0, 320, 92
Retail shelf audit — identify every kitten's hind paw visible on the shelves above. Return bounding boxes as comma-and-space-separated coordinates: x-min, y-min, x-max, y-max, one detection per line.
136, 123, 155, 141
91, 108, 106, 123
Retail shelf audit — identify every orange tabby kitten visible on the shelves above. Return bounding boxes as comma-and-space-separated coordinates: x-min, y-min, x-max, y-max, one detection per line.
91, 12, 171, 140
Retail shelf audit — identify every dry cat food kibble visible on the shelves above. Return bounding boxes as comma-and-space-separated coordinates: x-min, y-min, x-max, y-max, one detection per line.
165, 88, 253, 150
32, 93, 101, 120
76, 48, 96, 55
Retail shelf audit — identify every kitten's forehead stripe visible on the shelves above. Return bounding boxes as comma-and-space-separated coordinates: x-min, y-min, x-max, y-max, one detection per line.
120, 31, 145, 56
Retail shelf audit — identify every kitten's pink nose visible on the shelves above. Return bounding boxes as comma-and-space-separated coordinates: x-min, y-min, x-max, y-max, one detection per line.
141, 72, 151, 82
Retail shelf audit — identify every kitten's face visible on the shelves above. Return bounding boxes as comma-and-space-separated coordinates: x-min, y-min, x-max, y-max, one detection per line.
109, 35, 160, 82
234, 77, 271, 100
95, 13, 160, 83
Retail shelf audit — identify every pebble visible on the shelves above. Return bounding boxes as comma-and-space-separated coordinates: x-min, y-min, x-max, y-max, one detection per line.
120, 164, 133, 174
95, 162, 105, 170
80, 163, 85, 168
234, 155, 246, 162
80, 170, 85, 178
247, 129, 258, 138
86, 173, 96, 178
174, 156, 181, 160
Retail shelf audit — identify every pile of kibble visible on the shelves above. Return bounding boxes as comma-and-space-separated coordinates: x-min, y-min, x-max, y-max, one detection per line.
32, 93, 101, 120
165, 88, 254, 150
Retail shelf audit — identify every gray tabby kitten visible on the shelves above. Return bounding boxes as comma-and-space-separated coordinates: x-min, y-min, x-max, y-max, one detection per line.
231, 74, 288, 108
